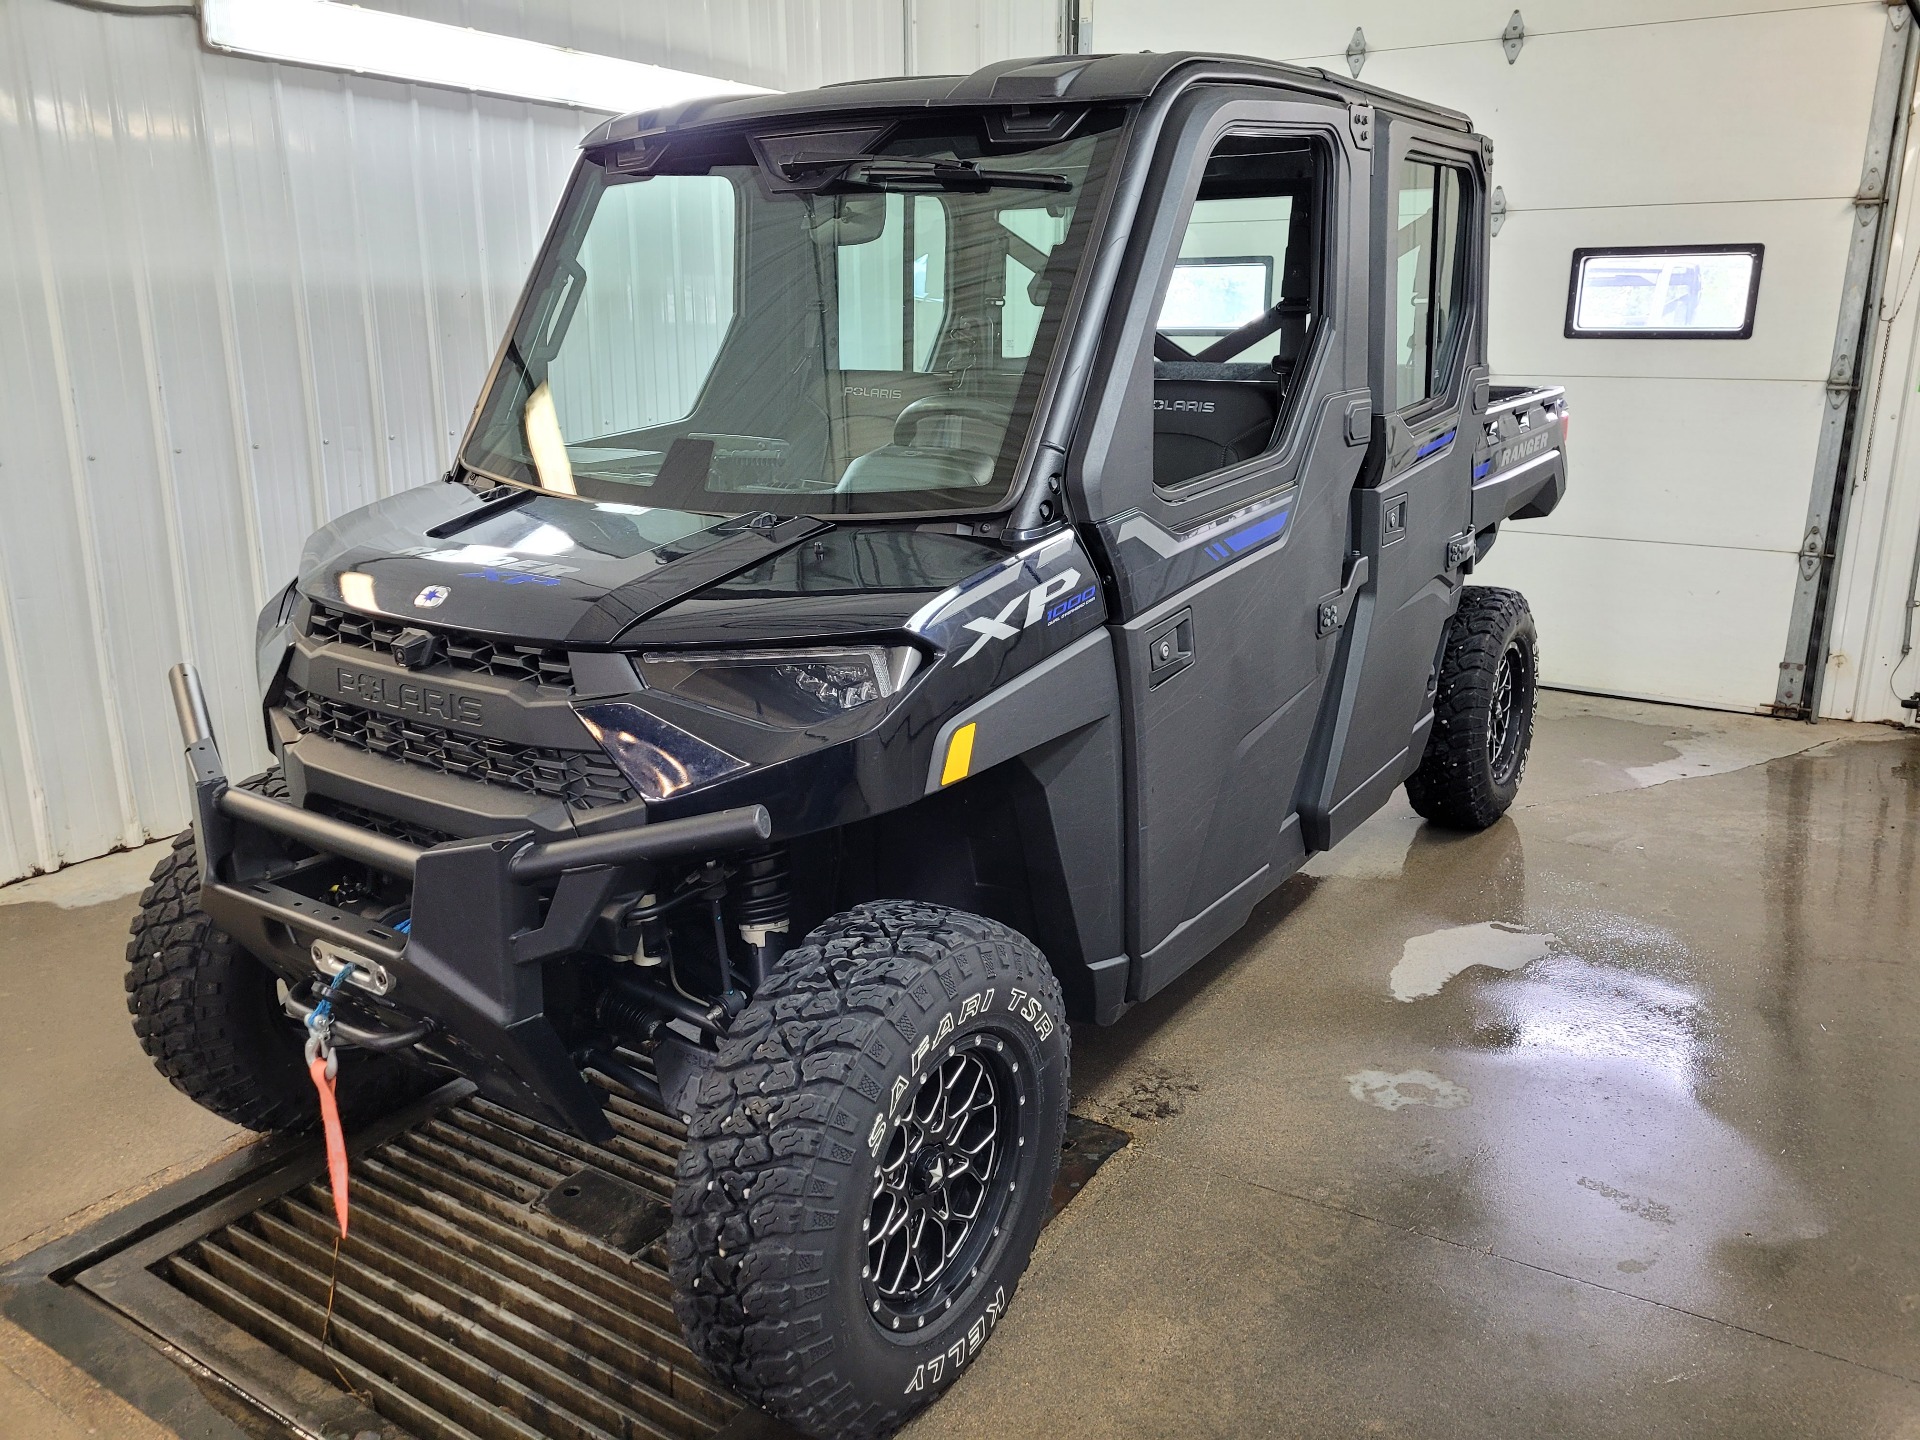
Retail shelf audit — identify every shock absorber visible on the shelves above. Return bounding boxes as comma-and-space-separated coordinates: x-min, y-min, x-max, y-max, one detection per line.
733, 846, 790, 992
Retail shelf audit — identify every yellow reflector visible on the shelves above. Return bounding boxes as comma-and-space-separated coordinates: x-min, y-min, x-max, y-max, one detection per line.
941, 722, 977, 786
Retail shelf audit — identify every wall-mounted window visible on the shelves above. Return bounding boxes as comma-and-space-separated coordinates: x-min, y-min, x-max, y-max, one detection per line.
1159, 256, 1275, 342
1566, 244, 1763, 338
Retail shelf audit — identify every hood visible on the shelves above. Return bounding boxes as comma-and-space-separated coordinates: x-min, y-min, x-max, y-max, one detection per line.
296, 483, 1008, 649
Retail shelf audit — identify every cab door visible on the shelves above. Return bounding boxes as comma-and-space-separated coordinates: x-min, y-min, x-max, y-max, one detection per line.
1298, 119, 1487, 849
1069, 87, 1372, 1001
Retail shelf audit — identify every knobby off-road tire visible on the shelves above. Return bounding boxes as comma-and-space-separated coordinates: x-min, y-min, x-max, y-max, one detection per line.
669, 901, 1070, 1440
1406, 586, 1539, 831
125, 770, 424, 1133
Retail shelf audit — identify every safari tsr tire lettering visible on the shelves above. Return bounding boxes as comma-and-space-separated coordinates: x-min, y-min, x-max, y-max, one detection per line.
668, 900, 1070, 1440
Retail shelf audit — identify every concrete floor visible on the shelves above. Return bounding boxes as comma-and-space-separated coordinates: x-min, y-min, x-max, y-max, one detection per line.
3, 692, 1917, 1439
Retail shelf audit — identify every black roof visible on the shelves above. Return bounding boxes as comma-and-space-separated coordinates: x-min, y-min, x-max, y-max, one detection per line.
580, 51, 1473, 152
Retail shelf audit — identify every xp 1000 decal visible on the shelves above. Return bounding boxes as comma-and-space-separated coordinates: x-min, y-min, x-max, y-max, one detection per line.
907, 533, 1107, 672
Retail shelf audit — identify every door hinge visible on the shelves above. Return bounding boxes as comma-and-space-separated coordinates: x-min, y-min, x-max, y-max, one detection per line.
1501, 10, 1526, 63
1446, 530, 1477, 570
1347, 102, 1374, 152
1317, 554, 1370, 636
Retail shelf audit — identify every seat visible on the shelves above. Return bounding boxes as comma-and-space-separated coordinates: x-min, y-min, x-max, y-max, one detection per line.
1151, 360, 1280, 487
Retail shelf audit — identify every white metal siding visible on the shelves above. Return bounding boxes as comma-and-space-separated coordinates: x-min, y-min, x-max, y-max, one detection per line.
0, 0, 1065, 882
1099, 0, 1890, 713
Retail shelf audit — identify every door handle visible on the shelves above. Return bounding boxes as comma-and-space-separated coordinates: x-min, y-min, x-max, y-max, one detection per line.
1146, 609, 1195, 687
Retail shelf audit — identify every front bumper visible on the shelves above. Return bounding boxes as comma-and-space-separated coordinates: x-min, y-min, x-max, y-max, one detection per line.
169, 663, 768, 1141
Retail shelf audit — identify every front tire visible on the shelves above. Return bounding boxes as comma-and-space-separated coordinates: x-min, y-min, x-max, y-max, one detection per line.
1405, 586, 1539, 830
669, 901, 1070, 1440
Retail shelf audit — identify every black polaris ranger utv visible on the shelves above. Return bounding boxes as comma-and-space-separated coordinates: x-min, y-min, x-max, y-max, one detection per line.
129, 51, 1566, 1439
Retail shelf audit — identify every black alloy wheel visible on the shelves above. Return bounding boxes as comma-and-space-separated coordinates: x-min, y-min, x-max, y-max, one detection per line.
865, 1035, 1022, 1328
1487, 637, 1533, 787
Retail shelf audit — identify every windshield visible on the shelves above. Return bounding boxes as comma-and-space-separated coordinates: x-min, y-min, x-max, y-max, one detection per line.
462, 113, 1123, 516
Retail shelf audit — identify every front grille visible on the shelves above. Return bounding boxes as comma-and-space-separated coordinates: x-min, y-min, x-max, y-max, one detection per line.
306, 602, 575, 693
308, 796, 460, 849
285, 687, 637, 811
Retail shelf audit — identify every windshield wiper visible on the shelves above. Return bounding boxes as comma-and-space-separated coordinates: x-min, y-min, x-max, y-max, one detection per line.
782, 155, 1070, 193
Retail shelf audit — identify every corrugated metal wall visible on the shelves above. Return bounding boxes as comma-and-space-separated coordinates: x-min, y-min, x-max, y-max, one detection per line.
0, 0, 1064, 883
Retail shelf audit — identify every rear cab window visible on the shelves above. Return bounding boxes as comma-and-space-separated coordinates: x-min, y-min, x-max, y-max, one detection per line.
1392, 160, 1471, 413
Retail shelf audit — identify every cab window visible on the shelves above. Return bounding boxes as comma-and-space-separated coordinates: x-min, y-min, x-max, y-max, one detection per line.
1001, 207, 1071, 360
1393, 160, 1470, 411
836, 194, 948, 371
1149, 133, 1325, 489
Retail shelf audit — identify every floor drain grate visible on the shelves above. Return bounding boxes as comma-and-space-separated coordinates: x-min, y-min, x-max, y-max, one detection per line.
4, 1072, 1128, 1440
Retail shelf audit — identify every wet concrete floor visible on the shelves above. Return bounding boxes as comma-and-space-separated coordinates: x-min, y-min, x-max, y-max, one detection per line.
3, 693, 1916, 1438
908, 694, 1920, 1440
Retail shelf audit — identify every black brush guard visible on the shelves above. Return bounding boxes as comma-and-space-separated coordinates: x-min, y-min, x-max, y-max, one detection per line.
168, 663, 770, 1142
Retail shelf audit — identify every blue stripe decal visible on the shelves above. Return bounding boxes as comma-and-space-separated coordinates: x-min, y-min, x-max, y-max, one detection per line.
1203, 506, 1291, 565
1473, 460, 1490, 480
1415, 428, 1457, 460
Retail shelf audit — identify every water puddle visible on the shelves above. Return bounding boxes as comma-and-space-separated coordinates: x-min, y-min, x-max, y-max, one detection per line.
1302, 811, 1425, 880
1346, 1068, 1470, 1111
1389, 920, 1556, 1001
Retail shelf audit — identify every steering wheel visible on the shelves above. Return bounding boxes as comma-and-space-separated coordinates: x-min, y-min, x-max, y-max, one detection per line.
891, 396, 1006, 449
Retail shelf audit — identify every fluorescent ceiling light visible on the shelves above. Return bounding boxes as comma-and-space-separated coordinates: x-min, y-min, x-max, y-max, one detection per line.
202, 0, 770, 113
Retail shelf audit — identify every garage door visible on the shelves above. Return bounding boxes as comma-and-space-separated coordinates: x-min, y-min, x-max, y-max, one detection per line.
1096, 0, 1901, 713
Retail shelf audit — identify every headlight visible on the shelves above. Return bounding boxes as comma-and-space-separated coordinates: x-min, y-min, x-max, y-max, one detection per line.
636, 645, 920, 728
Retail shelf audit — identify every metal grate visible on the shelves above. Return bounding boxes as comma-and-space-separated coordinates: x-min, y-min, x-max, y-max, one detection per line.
307, 602, 576, 693
284, 687, 638, 811
164, 1075, 741, 1440
4, 1076, 1126, 1440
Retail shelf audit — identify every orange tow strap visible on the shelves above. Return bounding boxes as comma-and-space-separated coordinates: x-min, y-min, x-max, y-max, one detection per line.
309, 1055, 351, 1236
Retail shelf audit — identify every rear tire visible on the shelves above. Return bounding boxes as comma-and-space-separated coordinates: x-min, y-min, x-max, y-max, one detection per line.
669, 901, 1069, 1440
125, 770, 425, 1133
1405, 587, 1538, 831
